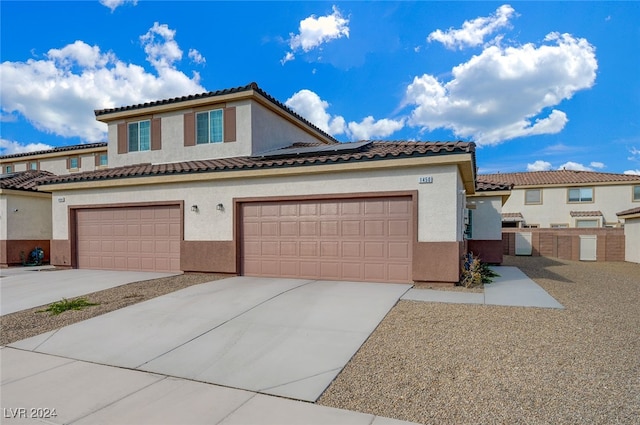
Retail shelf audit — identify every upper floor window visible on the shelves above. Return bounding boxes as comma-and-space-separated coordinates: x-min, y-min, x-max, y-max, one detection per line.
568, 187, 593, 203
128, 120, 151, 152
196, 109, 224, 144
99, 153, 108, 166
634, 185, 640, 202
525, 189, 542, 205
4, 165, 12, 173
69, 156, 80, 170
29, 161, 38, 170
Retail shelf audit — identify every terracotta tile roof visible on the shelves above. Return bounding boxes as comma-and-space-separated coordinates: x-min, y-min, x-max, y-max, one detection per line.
570, 210, 603, 217
0, 142, 107, 160
479, 170, 640, 187
94, 82, 339, 144
0, 170, 55, 191
476, 180, 512, 192
502, 212, 524, 221
37, 141, 475, 186
617, 206, 640, 217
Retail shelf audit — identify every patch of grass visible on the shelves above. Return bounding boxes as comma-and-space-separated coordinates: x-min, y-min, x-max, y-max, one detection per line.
38, 298, 100, 315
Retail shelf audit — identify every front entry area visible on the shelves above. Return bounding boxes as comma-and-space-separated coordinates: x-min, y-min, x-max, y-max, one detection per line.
75, 205, 181, 272
241, 196, 413, 283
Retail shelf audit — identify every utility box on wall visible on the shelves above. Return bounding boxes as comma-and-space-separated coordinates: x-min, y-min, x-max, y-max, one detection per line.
515, 232, 532, 256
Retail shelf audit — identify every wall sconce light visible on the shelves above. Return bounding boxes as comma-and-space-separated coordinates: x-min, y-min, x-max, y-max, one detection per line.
216, 203, 224, 211
13, 208, 19, 213
191, 205, 199, 212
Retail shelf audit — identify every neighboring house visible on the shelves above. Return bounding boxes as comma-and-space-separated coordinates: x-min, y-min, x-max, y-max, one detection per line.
479, 170, 640, 228
0, 170, 53, 267
466, 180, 513, 264
0, 142, 108, 175
617, 207, 640, 263
35, 83, 486, 285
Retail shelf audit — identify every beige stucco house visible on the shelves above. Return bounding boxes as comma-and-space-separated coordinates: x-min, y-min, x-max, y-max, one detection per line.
617, 207, 640, 263
479, 171, 640, 228
1, 142, 108, 175
34, 83, 495, 285
0, 170, 53, 267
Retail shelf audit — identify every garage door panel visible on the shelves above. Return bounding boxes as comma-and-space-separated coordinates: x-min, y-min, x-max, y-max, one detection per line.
77, 205, 181, 272
242, 196, 412, 283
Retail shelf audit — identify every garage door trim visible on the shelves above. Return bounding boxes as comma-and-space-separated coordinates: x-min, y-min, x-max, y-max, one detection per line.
70, 201, 184, 269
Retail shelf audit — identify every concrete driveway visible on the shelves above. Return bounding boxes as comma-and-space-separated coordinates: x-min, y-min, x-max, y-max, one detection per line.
9, 276, 411, 402
0, 268, 179, 316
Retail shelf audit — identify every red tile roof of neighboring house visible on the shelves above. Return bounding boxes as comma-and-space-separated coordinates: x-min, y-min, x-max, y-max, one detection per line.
37, 141, 475, 186
617, 206, 640, 217
502, 212, 524, 221
0, 142, 107, 160
479, 170, 640, 186
476, 180, 513, 192
0, 170, 55, 191
570, 210, 603, 217
94, 82, 339, 144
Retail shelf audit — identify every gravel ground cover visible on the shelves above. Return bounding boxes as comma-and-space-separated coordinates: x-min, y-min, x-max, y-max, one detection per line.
0, 272, 228, 346
318, 256, 640, 424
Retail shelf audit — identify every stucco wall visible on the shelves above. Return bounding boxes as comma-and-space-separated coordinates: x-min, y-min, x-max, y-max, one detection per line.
471, 196, 503, 240
1, 154, 103, 175
51, 164, 464, 244
4, 192, 52, 240
624, 218, 640, 263
503, 185, 637, 228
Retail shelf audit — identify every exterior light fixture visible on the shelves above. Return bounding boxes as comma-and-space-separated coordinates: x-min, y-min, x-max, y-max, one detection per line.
216, 203, 224, 211
191, 205, 199, 212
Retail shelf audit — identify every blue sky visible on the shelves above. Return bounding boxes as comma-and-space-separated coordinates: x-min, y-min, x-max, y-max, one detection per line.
1, 1, 639, 174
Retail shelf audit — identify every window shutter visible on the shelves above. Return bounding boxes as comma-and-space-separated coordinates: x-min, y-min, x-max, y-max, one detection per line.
77, 156, 82, 168
151, 117, 162, 150
224, 107, 236, 143
184, 112, 195, 146
95, 154, 100, 166
66, 157, 71, 169
117, 123, 128, 154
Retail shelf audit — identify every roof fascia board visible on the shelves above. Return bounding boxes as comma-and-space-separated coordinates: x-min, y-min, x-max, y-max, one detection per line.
39, 153, 475, 192
0, 188, 52, 198
468, 190, 512, 205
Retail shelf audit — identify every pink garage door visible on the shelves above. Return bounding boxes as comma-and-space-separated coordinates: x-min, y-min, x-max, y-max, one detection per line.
76, 206, 181, 272
242, 197, 413, 283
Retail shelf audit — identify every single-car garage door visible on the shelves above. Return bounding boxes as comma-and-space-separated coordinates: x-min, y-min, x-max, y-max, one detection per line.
242, 196, 413, 283
76, 205, 181, 272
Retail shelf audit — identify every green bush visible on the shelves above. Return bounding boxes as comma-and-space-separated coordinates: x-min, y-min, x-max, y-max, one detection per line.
459, 253, 500, 288
38, 298, 99, 315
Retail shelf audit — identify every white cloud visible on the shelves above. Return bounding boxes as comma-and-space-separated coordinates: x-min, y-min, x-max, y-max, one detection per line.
99, 0, 137, 12
283, 6, 349, 64
0, 24, 204, 143
188, 49, 206, 65
624, 169, 640, 175
590, 161, 605, 169
558, 161, 594, 171
0, 139, 53, 156
404, 32, 597, 145
347, 116, 405, 140
527, 160, 552, 171
285, 89, 346, 135
428, 4, 515, 50
285, 89, 404, 140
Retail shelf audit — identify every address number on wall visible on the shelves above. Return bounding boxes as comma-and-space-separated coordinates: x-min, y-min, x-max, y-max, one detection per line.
419, 176, 433, 184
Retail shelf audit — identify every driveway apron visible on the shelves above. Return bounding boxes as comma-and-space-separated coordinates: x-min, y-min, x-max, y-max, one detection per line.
9, 276, 411, 402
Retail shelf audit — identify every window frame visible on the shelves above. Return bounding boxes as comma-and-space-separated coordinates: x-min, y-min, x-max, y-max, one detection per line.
68, 156, 80, 170
4, 165, 12, 173
567, 187, 594, 203
99, 154, 108, 167
195, 109, 224, 145
128, 119, 151, 152
633, 185, 640, 202
575, 218, 600, 228
524, 189, 542, 205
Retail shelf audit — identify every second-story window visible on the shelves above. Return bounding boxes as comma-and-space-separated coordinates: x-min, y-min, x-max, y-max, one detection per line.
128, 120, 151, 152
196, 109, 223, 144
634, 185, 640, 202
5, 165, 12, 173
568, 187, 593, 203
69, 156, 80, 170
525, 189, 542, 205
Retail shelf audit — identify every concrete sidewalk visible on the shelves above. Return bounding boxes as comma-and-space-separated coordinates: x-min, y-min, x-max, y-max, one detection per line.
0, 347, 415, 425
0, 269, 179, 315
401, 266, 564, 309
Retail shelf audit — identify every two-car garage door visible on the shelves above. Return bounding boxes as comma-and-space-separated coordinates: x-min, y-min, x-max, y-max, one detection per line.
242, 196, 413, 283
76, 205, 181, 272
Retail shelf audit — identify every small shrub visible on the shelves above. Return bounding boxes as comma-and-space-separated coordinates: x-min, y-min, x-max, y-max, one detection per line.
460, 253, 500, 288
38, 298, 99, 315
